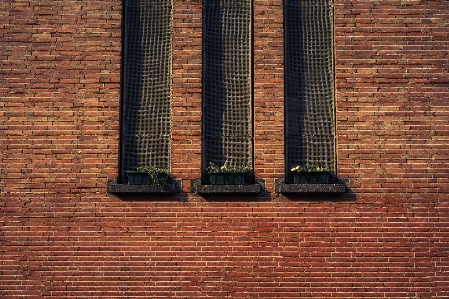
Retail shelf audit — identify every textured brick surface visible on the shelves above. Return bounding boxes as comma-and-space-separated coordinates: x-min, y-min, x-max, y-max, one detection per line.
1, 0, 448, 298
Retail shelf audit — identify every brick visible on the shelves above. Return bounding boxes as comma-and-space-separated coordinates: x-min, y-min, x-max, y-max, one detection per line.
0, 0, 448, 298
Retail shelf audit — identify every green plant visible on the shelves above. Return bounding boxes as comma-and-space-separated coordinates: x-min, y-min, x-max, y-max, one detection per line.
135, 166, 171, 187
290, 165, 330, 174
206, 162, 252, 174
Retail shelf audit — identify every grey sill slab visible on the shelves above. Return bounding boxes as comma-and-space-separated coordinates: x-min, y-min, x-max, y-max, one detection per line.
275, 178, 346, 194
191, 178, 264, 195
107, 179, 181, 194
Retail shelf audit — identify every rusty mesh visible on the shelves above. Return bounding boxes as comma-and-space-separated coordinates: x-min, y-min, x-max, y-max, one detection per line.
284, 0, 335, 181
202, 0, 253, 174
120, 0, 172, 181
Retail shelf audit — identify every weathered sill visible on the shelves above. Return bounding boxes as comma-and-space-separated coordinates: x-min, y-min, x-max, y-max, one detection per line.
107, 179, 181, 194
275, 178, 346, 194
191, 178, 264, 195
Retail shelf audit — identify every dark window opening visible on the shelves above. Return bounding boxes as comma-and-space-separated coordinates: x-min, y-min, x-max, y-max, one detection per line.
202, 0, 253, 183
120, 0, 173, 183
284, 0, 336, 183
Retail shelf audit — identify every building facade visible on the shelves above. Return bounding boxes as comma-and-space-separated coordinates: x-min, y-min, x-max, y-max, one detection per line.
1, 0, 449, 298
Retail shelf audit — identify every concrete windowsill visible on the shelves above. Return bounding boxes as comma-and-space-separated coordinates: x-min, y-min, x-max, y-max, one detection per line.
107, 179, 182, 194
275, 178, 346, 194
191, 178, 264, 195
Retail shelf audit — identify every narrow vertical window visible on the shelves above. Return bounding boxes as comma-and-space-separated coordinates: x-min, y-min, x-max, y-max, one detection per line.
202, 0, 253, 181
120, 0, 172, 182
284, 0, 335, 182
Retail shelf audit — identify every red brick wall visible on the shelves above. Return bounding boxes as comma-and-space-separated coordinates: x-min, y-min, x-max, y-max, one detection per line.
1, 0, 448, 298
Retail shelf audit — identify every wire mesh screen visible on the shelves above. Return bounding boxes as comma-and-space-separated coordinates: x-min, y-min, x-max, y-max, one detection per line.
121, 0, 172, 181
284, 0, 335, 182
202, 0, 253, 176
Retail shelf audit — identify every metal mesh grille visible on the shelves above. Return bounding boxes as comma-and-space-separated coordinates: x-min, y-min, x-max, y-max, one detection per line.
202, 0, 253, 172
121, 0, 172, 181
285, 0, 335, 181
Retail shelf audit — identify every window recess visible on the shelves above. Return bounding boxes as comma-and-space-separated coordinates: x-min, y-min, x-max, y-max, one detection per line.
120, 0, 173, 183
284, 0, 336, 183
202, 0, 254, 185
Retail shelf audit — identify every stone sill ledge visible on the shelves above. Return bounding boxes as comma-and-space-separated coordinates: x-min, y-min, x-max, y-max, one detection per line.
191, 178, 264, 195
107, 178, 346, 195
275, 178, 346, 194
107, 179, 182, 194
